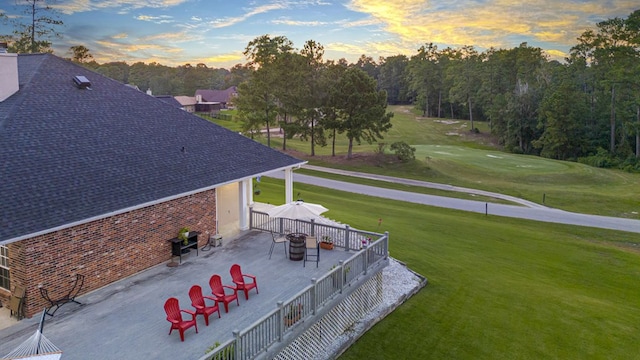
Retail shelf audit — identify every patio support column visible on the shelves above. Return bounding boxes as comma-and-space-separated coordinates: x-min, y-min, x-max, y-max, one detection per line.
284, 168, 294, 204
248, 177, 254, 205
239, 179, 249, 230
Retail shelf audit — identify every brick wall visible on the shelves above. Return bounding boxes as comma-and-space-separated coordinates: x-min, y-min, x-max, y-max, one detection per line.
6, 189, 217, 318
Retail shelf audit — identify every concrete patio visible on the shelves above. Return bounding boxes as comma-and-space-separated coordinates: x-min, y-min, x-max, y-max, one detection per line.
0, 230, 358, 360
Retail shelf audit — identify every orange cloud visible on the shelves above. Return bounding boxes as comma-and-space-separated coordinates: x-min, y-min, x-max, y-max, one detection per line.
346, 0, 639, 54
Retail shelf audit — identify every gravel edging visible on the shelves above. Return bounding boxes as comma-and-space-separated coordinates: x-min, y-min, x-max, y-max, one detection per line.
314, 257, 427, 359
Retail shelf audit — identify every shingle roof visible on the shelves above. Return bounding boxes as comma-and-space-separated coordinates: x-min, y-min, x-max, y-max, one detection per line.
0, 54, 304, 242
195, 87, 237, 103
154, 95, 182, 108
174, 96, 197, 106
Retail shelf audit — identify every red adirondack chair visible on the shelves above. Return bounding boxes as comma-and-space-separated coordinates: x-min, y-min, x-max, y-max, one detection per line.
230, 264, 259, 300
188, 285, 221, 326
208, 274, 239, 313
164, 297, 198, 342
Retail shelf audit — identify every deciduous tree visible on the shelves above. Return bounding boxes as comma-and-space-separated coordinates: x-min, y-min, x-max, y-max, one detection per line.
534, 69, 589, 159
571, 10, 640, 156
446, 46, 481, 130
320, 59, 348, 156
69, 45, 93, 63
297, 40, 327, 155
407, 43, 441, 117
237, 35, 293, 147
334, 67, 394, 159
378, 55, 410, 105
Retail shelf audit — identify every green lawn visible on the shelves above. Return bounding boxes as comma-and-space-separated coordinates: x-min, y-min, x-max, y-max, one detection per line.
255, 177, 640, 360
198, 110, 243, 132
212, 101, 640, 358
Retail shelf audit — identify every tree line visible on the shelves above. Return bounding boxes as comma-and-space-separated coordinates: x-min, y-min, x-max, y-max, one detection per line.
2, 2, 639, 168
236, 36, 393, 159
375, 10, 640, 171
234, 8, 640, 168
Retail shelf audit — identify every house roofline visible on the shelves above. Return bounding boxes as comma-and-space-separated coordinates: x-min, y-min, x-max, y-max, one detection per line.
0, 162, 306, 246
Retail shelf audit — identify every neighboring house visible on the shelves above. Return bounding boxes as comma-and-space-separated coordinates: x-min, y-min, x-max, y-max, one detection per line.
174, 95, 197, 113
0, 50, 305, 319
195, 86, 237, 114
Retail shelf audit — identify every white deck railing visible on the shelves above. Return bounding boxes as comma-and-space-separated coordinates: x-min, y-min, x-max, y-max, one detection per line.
249, 208, 385, 252
198, 209, 389, 360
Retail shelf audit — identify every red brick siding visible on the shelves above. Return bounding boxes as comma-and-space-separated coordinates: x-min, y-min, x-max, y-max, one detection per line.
7, 189, 217, 318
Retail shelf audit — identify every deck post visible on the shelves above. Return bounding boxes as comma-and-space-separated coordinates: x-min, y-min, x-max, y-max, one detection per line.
277, 301, 284, 341
363, 244, 369, 275
233, 330, 240, 359
384, 231, 390, 259
344, 225, 351, 252
310, 219, 315, 236
339, 260, 345, 292
310, 278, 317, 315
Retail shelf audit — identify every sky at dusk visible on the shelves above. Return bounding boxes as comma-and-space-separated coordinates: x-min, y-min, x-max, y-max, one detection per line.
0, 0, 638, 69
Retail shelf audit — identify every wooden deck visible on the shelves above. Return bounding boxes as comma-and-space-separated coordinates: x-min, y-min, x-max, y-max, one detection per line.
0, 230, 357, 360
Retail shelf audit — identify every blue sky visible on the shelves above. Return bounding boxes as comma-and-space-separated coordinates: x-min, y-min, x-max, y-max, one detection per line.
0, 0, 637, 69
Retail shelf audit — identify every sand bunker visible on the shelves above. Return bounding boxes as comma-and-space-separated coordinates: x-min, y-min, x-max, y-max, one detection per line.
434, 119, 459, 125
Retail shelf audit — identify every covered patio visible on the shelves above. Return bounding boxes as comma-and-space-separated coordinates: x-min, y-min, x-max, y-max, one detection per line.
0, 229, 366, 360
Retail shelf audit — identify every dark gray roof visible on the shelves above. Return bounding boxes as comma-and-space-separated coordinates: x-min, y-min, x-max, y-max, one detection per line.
0, 54, 304, 242
195, 87, 237, 103
155, 95, 182, 108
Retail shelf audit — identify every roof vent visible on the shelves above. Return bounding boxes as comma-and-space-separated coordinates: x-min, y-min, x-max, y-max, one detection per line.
73, 75, 91, 89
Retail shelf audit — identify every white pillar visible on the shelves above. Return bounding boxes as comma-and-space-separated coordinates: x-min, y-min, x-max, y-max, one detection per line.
285, 168, 294, 203
248, 177, 254, 206
239, 179, 249, 230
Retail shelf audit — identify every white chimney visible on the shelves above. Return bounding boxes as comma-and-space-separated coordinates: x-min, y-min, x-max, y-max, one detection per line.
0, 43, 19, 102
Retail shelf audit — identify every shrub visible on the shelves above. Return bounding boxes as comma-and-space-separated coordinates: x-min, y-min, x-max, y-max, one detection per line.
620, 156, 640, 173
577, 148, 618, 168
375, 142, 387, 155
205, 341, 235, 360
390, 141, 416, 162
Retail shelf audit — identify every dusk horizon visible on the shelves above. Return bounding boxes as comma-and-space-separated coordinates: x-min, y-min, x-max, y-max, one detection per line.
0, 1, 638, 69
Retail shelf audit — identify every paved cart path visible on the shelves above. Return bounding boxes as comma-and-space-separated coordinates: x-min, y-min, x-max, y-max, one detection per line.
267, 166, 640, 234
